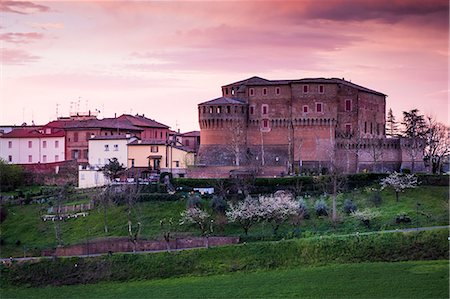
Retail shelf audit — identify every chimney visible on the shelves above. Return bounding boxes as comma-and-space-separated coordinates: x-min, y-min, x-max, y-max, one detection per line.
178, 129, 180, 133
114, 113, 117, 118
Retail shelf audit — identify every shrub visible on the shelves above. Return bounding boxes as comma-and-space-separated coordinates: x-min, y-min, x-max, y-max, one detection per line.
314, 199, 329, 217
210, 195, 228, 214
0, 206, 8, 223
395, 213, 412, 224
138, 193, 181, 202
343, 199, 357, 215
186, 193, 202, 209
369, 191, 382, 207
351, 209, 380, 228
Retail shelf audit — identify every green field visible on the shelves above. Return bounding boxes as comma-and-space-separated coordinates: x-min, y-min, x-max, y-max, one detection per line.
2, 260, 448, 298
1, 185, 448, 257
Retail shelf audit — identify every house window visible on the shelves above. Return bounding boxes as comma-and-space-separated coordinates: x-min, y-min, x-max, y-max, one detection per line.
43, 141, 47, 148
28, 141, 32, 148
226, 106, 231, 113
303, 85, 309, 93
174, 161, 180, 168
345, 99, 352, 112
303, 105, 308, 113
217, 106, 221, 113
28, 155, 32, 163
345, 124, 352, 134
225, 88, 229, 95
276, 87, 280, 95
113, 144, 119, 151
86, 132, 91, 141
151, 146, 158, 153
74, 132, 78, 142
250, 106, 255, 115
43, 155, 47, 163
55, 140, 59, 148
185, 139, 190, 146
8, 155, 12, 162
131, 159, 135, 167
154, 131, 157, 138
249, 88, 254, 96
209, 107, 213, 114
202, 106, 206, 113
262, 119, 269, 128
262, 104, 268, 115
55, 155, 59, 162
263, 88, 267, 95
231, 88, 235, 95
160, 132, 163, 139
104, 144, 109, 151
72, 150, 79, 160
319, 85, 324, 94
8, 141, 12, 148
316, 102, 323, 113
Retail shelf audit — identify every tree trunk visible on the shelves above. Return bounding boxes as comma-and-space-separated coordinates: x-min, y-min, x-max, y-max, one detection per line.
332, 175, 338, 223
103, 204, 108, 234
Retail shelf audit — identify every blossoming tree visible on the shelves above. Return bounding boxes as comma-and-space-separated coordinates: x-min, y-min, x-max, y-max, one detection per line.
380, 172, 418, 201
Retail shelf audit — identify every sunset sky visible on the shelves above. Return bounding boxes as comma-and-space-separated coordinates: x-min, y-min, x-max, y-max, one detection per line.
1, 0, 448, 131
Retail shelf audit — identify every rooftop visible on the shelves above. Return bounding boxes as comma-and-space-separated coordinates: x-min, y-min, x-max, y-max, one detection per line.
199, 97, 246, 106
223, 76, 386, 96
117, 114, 170, 129
1, 129, 65, 138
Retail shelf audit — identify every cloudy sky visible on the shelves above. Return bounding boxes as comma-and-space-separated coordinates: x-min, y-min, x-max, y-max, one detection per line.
1, 0, 448, 131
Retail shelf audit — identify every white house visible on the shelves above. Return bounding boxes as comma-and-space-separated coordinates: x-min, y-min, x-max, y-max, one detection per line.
0, 128, 65, 164
78, 134, 137, 188
88, 134, 137, 167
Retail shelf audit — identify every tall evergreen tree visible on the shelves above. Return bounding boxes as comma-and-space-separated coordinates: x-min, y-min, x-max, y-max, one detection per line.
386, 108, 398, 137
402, 109, 427, 138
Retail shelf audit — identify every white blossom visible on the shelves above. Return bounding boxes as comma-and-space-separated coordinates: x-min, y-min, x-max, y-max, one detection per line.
380, 172, 418, 201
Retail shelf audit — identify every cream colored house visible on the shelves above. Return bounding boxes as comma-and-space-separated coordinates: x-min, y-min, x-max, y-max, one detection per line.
88, 134, 137, 167
127, 140, 194, 178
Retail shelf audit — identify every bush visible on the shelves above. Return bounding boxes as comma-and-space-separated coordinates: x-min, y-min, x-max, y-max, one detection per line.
314, 199, 328, 217
0, 160, 23, 192
343, 199, 357, 215
210, 195, 227, 214
395, 213, 412, 224
351, 209, 380, 228
187, 193, 202, 209
370, 191, 382, 207
0, 206, 8, 223
2, 229, 447, 287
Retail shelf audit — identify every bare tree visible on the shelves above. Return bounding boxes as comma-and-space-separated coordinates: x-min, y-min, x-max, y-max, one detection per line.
368, 138, 385, 172
122, 182, 142, 252
424, 117, 450, 174
226, 120, 246, 166
53, 184, 71, 246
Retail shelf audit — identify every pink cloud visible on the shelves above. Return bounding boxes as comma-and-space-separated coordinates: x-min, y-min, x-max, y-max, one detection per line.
1, 48, 40, 65
0, 32, 43, 43
0, 1, 50, 14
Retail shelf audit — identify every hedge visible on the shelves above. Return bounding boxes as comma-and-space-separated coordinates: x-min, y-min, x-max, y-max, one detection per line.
138, 193, 182, 202
2, 229, 447, 287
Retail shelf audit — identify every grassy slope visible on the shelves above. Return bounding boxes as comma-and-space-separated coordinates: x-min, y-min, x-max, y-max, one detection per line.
1, 185, 448, 257
2, 260, 448, 299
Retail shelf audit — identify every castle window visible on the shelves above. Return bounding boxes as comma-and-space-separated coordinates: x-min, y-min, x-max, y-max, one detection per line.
316, 102, 323, 113
262, 119, 269, 128
250, 106, 255, 115
345, 99, 352, 112
262, 104, 268, 115
276, 87, 280, 95
303, 85, 309, 93
364, 122, 367, 133
345, 124, 352, 134
242, 106, 245, 113
74, 132, 78, 142
377, 123, 380, 135
226, 106, 231, 113
370, 122, 373, 134
303, 105, 308, 113
249, 88, 254, 96
263, 88, 267, 95
319, 85, 324, 94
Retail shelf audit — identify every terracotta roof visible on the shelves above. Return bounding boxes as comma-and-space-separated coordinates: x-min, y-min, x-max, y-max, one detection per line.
45, 118, 143, 131
128, 140, 167, 145
199, 97, 246, 106
222, 76, 386, 96
1, 129, 65, 138
181, 131, 200, 137
117, 114, 170, 129
90, 135, 138, 140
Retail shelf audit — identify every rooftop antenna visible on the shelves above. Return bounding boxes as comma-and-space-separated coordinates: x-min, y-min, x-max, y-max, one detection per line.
175, 120, 179, 132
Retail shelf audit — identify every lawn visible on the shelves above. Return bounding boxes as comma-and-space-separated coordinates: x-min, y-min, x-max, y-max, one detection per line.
1, 185, 448, 257
2, 260, 448, 298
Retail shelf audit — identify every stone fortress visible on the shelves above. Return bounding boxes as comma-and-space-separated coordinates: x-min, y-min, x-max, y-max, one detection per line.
196, 76, 424, 177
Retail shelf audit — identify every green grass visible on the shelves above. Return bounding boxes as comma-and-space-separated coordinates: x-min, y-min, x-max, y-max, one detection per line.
2, 260, 448, 298
1, 185, 448, 257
